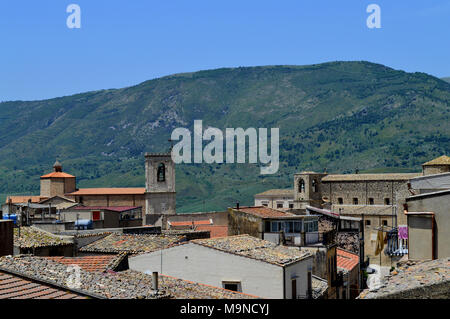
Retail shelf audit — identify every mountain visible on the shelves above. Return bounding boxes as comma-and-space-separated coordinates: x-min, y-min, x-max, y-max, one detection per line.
1, 61, 449, 212
442, 77, 450, 83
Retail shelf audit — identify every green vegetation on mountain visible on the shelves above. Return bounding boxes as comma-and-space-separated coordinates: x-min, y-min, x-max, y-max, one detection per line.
0, 61, 449, 212
442, 77, 450, 83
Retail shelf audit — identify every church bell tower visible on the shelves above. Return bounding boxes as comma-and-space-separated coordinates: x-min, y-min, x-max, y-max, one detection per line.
144, 153, 176, 216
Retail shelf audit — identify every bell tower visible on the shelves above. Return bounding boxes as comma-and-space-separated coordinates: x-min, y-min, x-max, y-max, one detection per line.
293, 171, 327, 210
144, 153, 176, 216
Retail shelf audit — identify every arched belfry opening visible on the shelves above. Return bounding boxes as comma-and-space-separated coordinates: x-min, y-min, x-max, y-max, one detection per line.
312, 179, 318, 192
157, 163, 166, 182
298, 179, 305, 193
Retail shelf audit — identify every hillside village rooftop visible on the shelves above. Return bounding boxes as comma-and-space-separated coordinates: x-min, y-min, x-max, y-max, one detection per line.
14, 227, 72, 249
0, 256, 258, 299
191, 235, 312, 266
79, 233, 186, 254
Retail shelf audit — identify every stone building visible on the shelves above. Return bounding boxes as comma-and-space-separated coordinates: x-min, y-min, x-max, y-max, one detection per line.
254, 156, 449, 266
5, 153, 177, 226
254, 189, 294, 209
144, 153, 176, 218
421, 155, 450, 176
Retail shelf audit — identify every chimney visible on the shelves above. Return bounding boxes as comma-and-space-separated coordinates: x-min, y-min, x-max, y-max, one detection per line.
355, 169, 359, 174
152, 272, 159, 292
236, 202, 239, 210
0, 220, 14, 257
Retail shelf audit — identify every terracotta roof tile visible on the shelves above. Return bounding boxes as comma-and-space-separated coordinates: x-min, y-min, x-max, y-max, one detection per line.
234, 206, 295, 218
45, 255, 123, 272
337, 248, 359, 271
195, 225, 228, 238
192, 235, 311, 266
0, 270, 87, 299
5, 196, 47, 204
66, 188, 145, 196
72, 206, 141, 212
254, 189, 294, 197
322, 173, 420, 182
40, 172, 75, 179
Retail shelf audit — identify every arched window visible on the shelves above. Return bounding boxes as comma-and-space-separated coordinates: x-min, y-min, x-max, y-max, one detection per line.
312, 179, 318, 192
157, 163, 165, 182
298, 179, 305, 193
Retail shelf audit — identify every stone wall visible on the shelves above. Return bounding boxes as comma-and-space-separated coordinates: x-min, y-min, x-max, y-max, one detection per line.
228, 209, 262, 239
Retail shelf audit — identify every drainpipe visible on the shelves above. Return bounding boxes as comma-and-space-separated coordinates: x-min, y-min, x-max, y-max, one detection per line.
152, 272, 159, 292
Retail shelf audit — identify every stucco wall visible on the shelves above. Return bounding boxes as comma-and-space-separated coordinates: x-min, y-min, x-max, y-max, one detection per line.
129, 242, 302, 299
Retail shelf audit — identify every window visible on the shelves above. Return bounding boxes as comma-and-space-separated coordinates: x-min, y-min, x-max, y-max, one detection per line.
382, 220, 388, 226
338, 197, 343, 204
369, 198, 374, 205
365, 220, 371, 226
298, 179, 305, 193
312, 179, 318, 192
222, 282, 241, 292
289, 203, 294, 209
304, 220, 318, 232
384, 198, 390, 205
353, 198, 359, 205
262, 201, 269, 207
271, 221, 302, 233
277, 203, 283, 209
157, 163, 166, 182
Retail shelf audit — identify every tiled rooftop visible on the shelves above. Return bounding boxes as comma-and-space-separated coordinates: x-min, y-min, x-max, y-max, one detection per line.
333, 205, 394, 216
311, 275, 328, 299
45, 254, 126, 273
0, 256, 258, 299
72, 206, 141, 212
234, 206, 295, 218
40, 172, 75, 179
195, 225, 228, 238
192, 235, 311, 266
254, 189, 294, 197
5, 196, 47, 204
422, 155, 450, 166
0, 270, 87, 299
322, 173, 420, 182
14, 227, 73, 249
66, 188, 145, 196
79, 233, 185, 254
359, 258, 450, 299
337, 248, 359, 271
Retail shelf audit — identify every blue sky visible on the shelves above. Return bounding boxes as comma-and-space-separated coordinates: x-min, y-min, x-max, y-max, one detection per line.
0, 0, 449, 101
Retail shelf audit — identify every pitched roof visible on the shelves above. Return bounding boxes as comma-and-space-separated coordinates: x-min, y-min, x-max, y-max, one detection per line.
72, 206, 141, 212
66, 188, 145, 196
5, 196, 47, 204
358, 258, 450, 299
337, 248, 359, 271
40, 172, 75, 179
192, 235, 311, 266
79, 233, 185, 254
45, 254, 126, 273
422, 155, 450, 166
14, 227, 73, 249
0, 256, 258, 299
254, 189, 294, 197
0, 270, 87, 299
332, 205, 394, 216
322, 173, 420, 182
195, 225, 228, 238
234, 206, 296, 218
